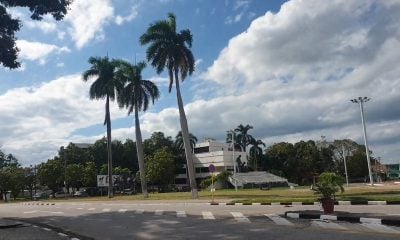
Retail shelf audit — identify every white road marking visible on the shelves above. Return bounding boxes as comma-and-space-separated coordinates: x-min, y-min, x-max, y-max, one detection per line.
102, 208, 110, 212
42, 227, 51, 231
231, 212, 250, 223
136, 209, 144, 214
70, 238, 81, 240
286, 213, 299, 219
23, 211, 37, 214
361, 223, 400, 234
264, 214, 294, 226
312, 220, 347, 230
176, 211, 186, 218
58, 233, 68, 237
88, 208, 95, 211
202, 211, 215, 220
155, 210, 164, 215
118, 209, 128, 213
77, 208, 84, 210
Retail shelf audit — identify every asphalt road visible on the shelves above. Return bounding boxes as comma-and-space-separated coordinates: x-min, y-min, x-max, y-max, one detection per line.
1, 201, 400, 239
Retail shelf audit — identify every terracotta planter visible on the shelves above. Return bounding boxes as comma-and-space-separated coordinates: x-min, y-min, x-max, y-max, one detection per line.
321, 198, 335, 214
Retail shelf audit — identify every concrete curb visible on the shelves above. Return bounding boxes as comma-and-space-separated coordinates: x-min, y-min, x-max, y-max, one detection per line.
209, 200, 400, 206
285, 211, 400, 227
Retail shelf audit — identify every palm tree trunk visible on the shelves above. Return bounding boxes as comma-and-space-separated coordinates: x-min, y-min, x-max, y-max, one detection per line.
174, 70, 198, 199
134, 103, 148, 198
105, 95, 113, 198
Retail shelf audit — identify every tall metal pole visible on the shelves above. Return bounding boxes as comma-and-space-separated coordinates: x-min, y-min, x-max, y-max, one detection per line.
342, 145, 349, 187
229, 130, 238, 192
351, 97, 373, 186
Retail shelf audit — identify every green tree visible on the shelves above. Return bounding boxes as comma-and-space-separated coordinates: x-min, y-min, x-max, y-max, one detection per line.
82, 56, 122, 198
0, 0, 71, 69
82, 161, 97, 187
8, 167, 25, 200
140, 13, 198, 198
144, 132, 174, 156
66, 164, 83, 191
249, 139, 265, 171
89, 138, 108, 169
0, 167, 13, 201
145, 148, 175, 191
115, 60, 160, 198
37, 159, 64, 196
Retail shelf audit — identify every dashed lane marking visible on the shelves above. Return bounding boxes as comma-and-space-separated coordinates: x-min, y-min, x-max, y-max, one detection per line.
88, 208, 95, 211
102, 208, 110, 212
118, 209, 128, 213
176, 211, 187, 218
136, 209, 144, 214
361, 223, 400, 234
231, 212, 250, 223
264, 214, 294, 226
202, 211, 215, 220
155, 210, 164, 216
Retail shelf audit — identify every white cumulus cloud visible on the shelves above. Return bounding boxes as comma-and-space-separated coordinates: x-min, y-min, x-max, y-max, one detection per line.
65, 0, 114, 49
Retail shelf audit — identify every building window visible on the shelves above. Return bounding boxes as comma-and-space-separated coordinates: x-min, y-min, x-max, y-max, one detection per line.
194, 146, 210, 153
196, 167, 210, 173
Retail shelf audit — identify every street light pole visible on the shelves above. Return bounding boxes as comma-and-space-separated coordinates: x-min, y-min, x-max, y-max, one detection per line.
351, 97, 373, 186
228, 130, 238, 191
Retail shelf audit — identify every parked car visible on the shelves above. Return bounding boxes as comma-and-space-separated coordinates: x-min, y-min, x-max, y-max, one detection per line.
121, 188, 135, 195
33, 192, 49, 200
73, 190, 88, 197
54, 191, 68, 198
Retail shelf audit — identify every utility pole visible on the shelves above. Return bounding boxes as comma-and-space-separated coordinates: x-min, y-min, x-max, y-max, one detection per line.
351, 97, 373, 186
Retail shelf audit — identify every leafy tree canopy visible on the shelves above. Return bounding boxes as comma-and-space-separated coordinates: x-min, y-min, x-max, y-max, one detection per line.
0, 0, 72, 69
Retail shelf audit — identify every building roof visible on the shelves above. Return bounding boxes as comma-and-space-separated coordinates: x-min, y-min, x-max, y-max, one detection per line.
231, 171, 288, 184
71, 143, 93, 149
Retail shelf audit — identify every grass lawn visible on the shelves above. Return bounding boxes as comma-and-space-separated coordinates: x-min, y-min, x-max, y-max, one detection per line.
2, 184, 399, 204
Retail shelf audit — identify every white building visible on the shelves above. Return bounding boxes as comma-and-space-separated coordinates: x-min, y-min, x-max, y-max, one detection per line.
175, 139, 247, 186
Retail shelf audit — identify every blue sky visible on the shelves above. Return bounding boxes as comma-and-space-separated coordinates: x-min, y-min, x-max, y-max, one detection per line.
0, 0, 399, 166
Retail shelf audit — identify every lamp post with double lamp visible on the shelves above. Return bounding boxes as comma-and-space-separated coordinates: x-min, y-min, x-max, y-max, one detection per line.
351, 97, 373, 186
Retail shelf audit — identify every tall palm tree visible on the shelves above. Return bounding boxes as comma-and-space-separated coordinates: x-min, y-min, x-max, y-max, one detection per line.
115, 60, 159, 198
234, 124, 255, 153
249, 139, 266, 170
175, 131, 197, 152
82, 56, 121, 198
140, 13, 198, 198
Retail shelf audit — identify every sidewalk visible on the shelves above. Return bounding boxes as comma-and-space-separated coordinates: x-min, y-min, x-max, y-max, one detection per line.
285, 210, 400, 227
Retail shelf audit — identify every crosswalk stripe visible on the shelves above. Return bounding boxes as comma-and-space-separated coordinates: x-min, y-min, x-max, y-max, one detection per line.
202, 211, 215, 220
312, 220, 347, 230
264, 214, 293, 226
231, 212, 250, 223
135, 209, 144, 214
88, 208, 95, 211
77, 208, 83, 210
118, 209, 127, 213
102, 208, 110, 212
155, 210, 163, 215
361, 223, 400, 234
176, 211, 187, 218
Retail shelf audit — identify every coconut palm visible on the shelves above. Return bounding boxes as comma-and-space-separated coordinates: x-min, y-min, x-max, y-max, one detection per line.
140, 13, 198, 198
234, 124, 255, 153
175, 131, 197, 152
249, 139, 266, 170
82, 56, 121, 198
115, 60, 159, 198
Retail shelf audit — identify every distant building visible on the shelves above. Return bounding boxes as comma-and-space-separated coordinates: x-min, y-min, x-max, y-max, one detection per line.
71, 143, 93, 149
385, 163, 400, 179
175, 139, 247, 186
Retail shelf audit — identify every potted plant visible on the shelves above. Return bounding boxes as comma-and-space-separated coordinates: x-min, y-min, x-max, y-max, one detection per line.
312, 172, 345, 214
